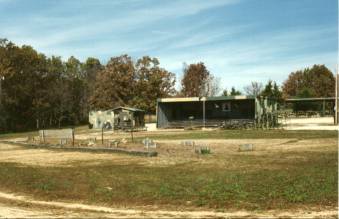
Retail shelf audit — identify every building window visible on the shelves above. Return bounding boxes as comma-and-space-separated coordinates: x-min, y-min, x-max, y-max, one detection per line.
222, 102, 231, 112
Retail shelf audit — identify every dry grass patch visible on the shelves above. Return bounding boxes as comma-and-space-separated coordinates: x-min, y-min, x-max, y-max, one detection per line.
0, 134, 337, 211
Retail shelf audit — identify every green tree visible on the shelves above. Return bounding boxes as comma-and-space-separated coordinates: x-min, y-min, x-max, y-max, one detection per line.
293, 87, 318, 111
222, 89, 228, 96
272, 82, 283, 100
83, 57, 103, 115
261, 80, 282, 100
261, 80, 273, 97
65, 56, 87, 124
46, 56, 71, 128
230, 87, 242, 95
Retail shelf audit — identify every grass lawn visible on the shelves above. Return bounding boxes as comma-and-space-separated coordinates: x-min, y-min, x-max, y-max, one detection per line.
0, 142, 337, 210
0, 152, 336, 210
143, 129, 338, 140
0, 131, 38, 140
1, 127, 337, 141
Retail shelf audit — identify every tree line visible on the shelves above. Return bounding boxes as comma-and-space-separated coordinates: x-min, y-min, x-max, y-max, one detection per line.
180, 62, 334, 101
0, 39, 176, 131
0, 39, 335, 131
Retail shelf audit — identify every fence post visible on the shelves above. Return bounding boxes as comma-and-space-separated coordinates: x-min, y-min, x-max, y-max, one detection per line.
131, 125, 134, 142
72, 128, 74, 147
42, 130, 45, 143
101, 127, 104, 145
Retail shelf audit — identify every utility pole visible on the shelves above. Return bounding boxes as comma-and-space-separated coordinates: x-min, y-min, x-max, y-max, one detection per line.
203, 97, 206, 128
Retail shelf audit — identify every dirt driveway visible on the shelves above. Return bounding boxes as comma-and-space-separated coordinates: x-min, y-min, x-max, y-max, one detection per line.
0, 191, 337, 218
281, 117, 338, 130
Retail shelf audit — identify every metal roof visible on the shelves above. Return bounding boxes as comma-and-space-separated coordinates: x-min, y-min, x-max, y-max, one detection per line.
113, 106, 144, 112
157, 95, 255, 103
286, 97, 336, 102
207, 95, 255, 101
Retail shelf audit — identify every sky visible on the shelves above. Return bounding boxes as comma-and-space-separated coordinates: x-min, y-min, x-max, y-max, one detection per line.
0, 0, 338, 91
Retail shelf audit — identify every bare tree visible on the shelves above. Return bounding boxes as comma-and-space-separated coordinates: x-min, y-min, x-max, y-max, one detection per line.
202, 75, 221, 97
244, 81, 263, 96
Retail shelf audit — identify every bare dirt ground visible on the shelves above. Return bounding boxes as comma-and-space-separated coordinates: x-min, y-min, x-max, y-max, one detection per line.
0, 191, 337, 218
281, 117, 338, 130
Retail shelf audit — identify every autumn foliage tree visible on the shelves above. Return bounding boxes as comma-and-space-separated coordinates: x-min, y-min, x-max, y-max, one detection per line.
133, 56, 175, 113
0, 39, 177, 131
90, 55, 175, 113
282, 65, 335, 98
90, 55, 136, 110
181, 62, 210, 97
0, 39, 103, 131
2, 37, 336, 132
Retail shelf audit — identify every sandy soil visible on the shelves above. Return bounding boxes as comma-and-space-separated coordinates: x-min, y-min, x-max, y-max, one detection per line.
0, 191, 337, 218
281, 117, 338, 130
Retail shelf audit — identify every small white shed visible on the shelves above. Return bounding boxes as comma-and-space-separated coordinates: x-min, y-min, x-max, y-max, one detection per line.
89, 109, 114, 129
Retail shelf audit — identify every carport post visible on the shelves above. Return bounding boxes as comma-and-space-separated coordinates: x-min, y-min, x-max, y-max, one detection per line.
322, 100, 325, 117
72, 128, 74, 147
203, 98, 206, 128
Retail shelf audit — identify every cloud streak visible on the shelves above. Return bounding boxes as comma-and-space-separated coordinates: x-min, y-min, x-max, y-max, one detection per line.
0, 0, 336, 91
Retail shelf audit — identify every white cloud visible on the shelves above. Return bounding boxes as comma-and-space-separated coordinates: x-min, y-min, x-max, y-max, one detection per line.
0, 0, 336, 91
157, 25, 337, 89
1, 0, 241, 49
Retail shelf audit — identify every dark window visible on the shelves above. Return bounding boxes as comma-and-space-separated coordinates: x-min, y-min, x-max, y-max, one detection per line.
222, 102, 231, 112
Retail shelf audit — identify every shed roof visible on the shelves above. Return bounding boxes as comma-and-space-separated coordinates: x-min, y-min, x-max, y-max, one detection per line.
285, 97, 335, 102
113, 106, 144, 112
157, 95, 255, 103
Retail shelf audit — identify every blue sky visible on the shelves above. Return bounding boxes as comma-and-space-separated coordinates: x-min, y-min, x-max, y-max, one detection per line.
0, 0, 337, 91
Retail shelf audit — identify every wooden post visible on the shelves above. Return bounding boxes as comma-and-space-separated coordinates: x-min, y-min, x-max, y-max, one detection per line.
72, 128, 74, 147
203, 98, 206, 128
131, 125, 134, 142
42, 130, 45, 143
101, 127, 104, 145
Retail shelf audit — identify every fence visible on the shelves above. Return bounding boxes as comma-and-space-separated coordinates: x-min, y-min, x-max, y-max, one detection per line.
39, 128, 74, 145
